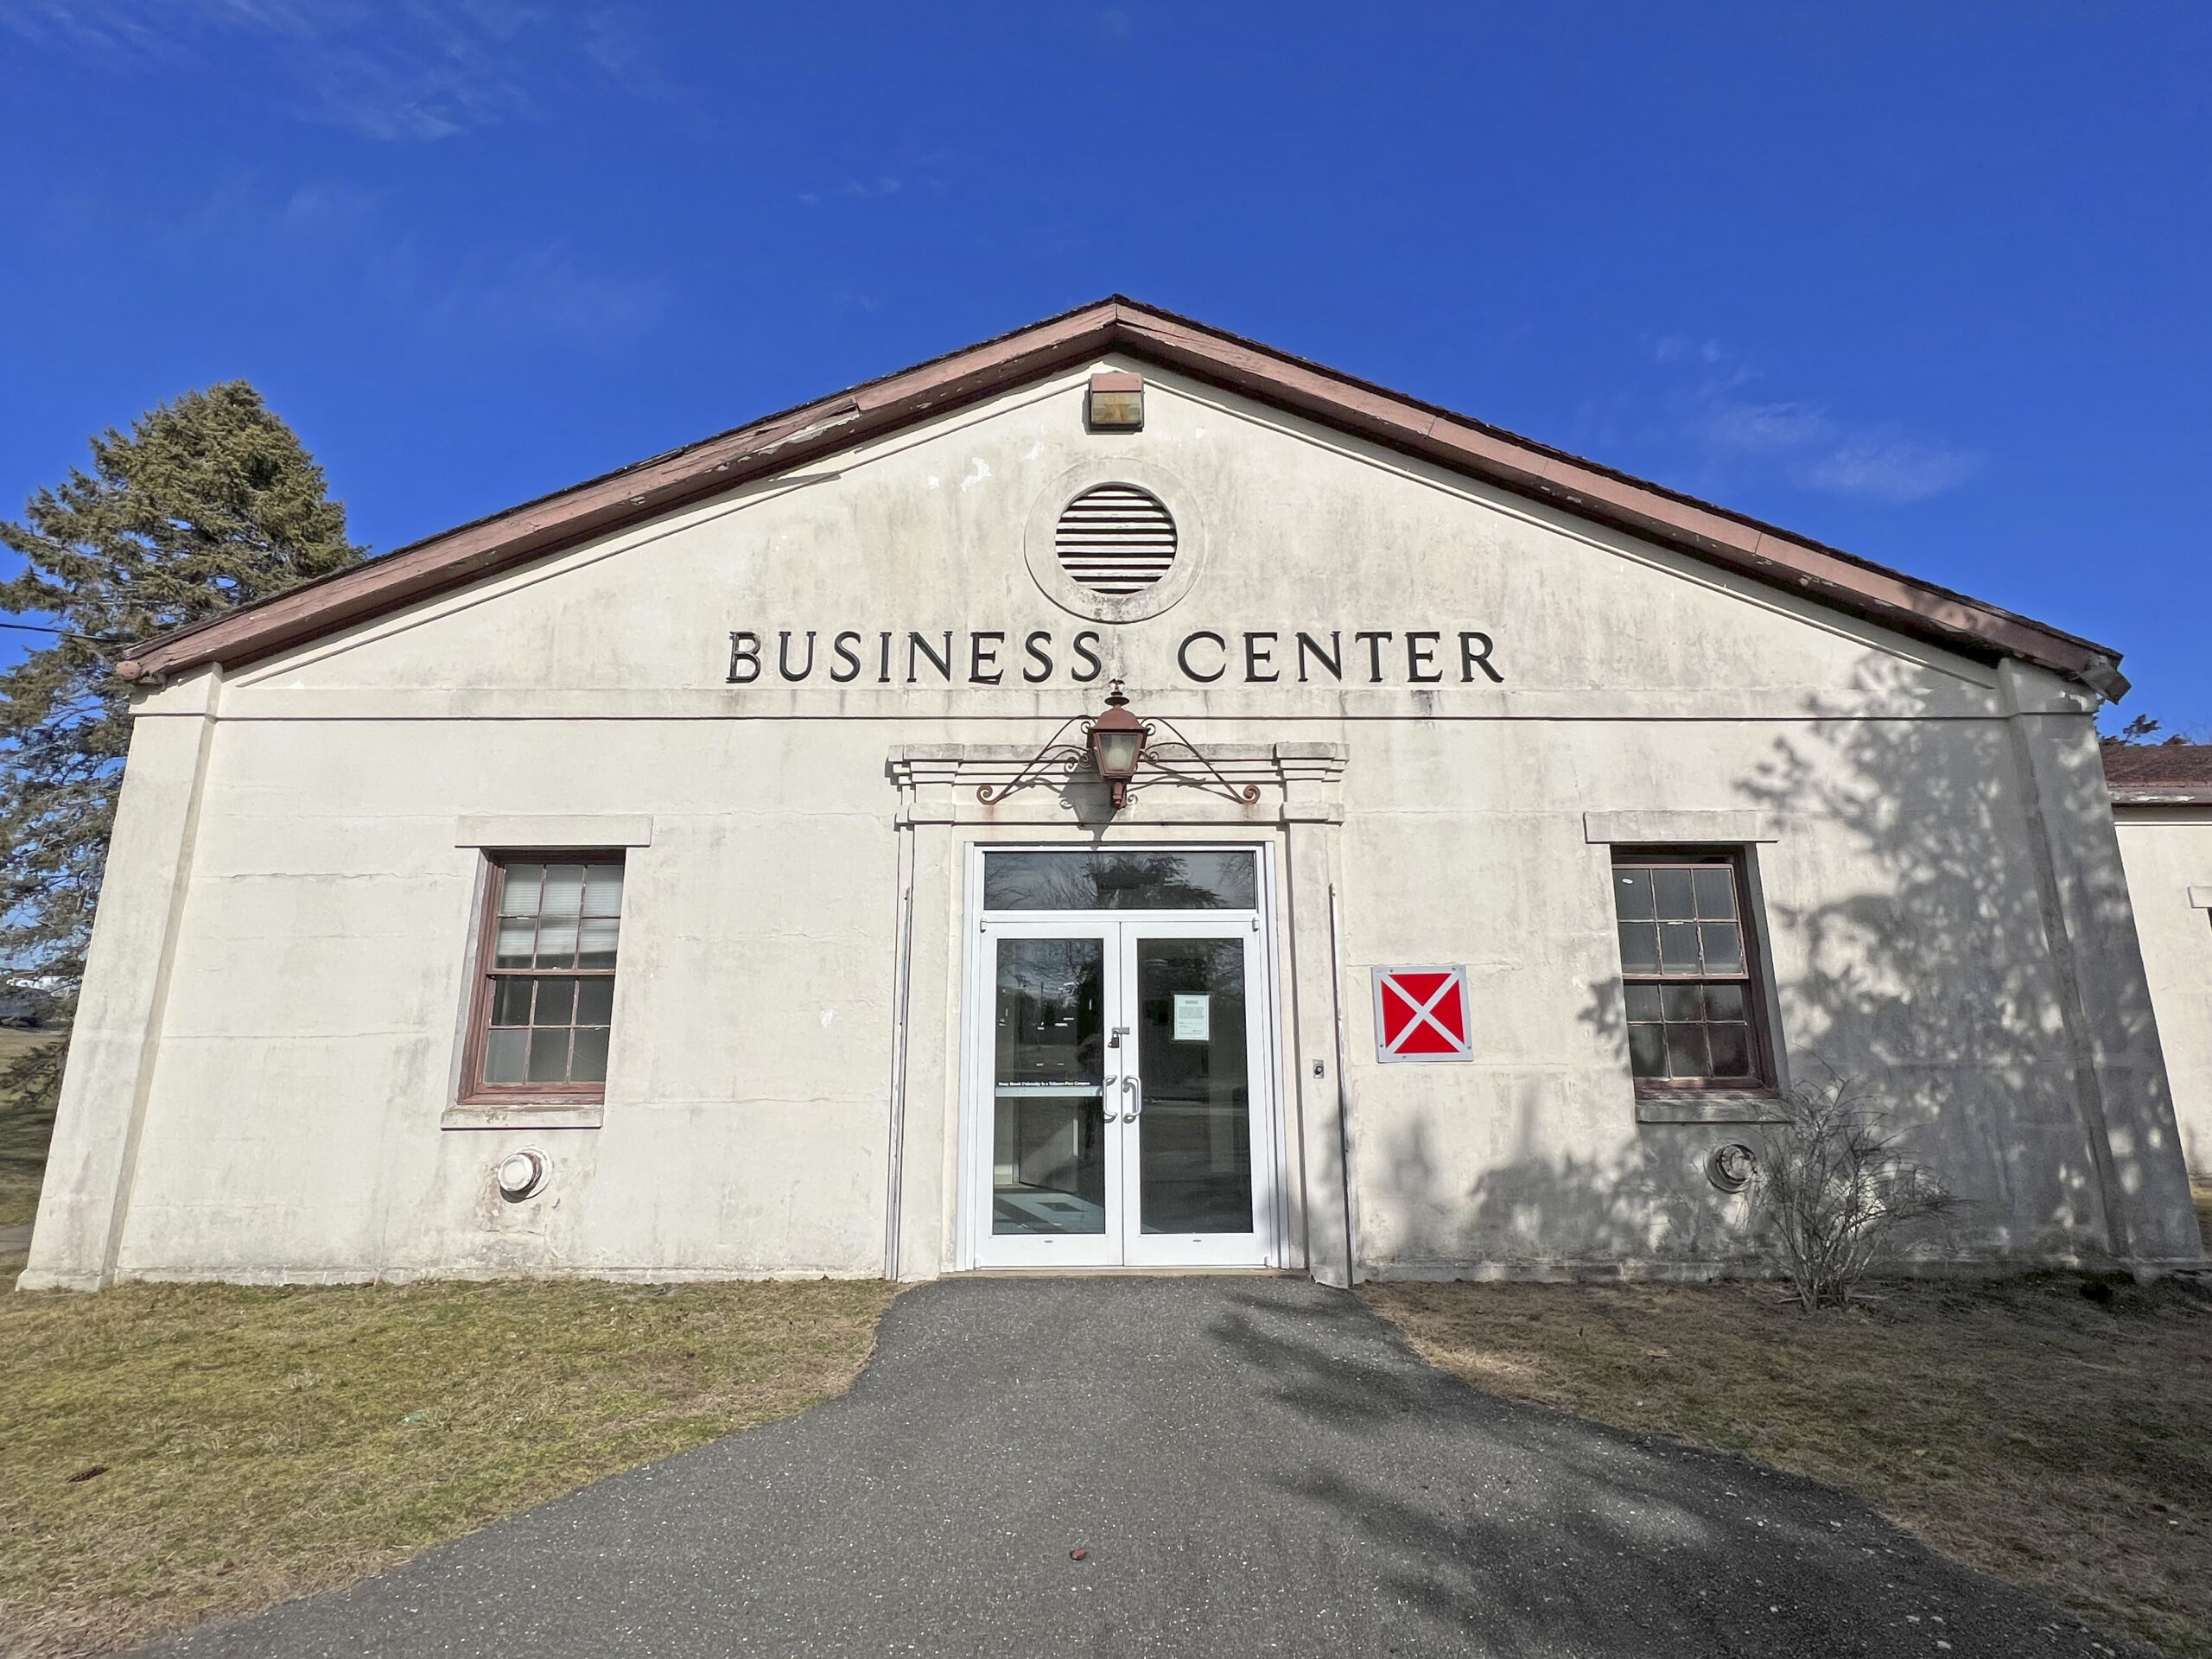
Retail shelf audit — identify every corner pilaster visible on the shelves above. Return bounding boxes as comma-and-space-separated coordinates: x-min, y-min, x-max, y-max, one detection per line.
22, 667, 224, 1290
2000, 661, 2202, 1267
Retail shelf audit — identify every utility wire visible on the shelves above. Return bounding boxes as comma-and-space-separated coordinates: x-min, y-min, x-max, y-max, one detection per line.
0, 621, 130, 649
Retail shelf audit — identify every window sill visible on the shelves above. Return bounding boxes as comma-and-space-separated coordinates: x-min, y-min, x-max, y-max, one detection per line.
1634, 1090, 1786, 1125
443, 1102, 605, 1131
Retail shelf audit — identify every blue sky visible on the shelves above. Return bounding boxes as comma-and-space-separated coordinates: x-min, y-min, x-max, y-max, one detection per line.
1, 2, 2205, 729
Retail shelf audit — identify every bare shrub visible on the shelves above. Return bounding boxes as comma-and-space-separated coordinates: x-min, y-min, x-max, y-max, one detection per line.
1751, 1073, 1955, 1312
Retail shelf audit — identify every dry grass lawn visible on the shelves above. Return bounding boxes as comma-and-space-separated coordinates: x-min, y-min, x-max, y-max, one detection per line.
0, 1275, 899, 1657
2, 1042, 2205, 1657
1367, 1271, 2212, 1658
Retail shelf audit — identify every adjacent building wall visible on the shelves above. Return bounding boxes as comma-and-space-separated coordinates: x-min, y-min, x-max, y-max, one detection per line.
2114, 809, 2212, 1178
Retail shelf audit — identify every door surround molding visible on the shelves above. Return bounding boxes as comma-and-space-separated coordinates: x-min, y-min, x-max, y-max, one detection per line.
884, 742, 1355, 1284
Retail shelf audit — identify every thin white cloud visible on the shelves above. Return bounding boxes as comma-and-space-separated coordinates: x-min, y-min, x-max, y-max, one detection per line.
478, 241, 670, 338
1, 0, 679, 142
0, 0, 172, 51
581, 5, 686, 105
1799, 432, 1981, 505
303, 35, 537, 142
1652, 334, 1729, 369
798, 141, 958, 209
1702, 400, 1832, 455
280, 178, 386, 232
147, 173, 668, 345
194, 0, 356, 36
1637, 335, 1981, 508
3, 0, 359, 56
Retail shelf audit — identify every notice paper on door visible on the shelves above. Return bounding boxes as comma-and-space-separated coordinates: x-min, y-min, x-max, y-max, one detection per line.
1173, 995, 1211, 1042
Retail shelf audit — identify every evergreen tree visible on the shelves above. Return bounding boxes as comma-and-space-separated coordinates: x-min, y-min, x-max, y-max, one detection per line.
0, 382, 365, 1104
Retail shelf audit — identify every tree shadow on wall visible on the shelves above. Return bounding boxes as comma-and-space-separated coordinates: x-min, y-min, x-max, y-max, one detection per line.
1382, 656, 2141, 1271
1723, 657, 2147, 1260
1379, 1111, 1770, 1274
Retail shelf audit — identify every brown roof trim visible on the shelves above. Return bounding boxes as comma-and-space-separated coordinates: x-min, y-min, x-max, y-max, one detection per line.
117, 297, 2128, 696
2102, 740, 2212, 804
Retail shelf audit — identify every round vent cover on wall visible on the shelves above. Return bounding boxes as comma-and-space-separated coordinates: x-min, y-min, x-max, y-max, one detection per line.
1054, 484, 1177, 595
1022, 459, 1205, 623
496, 1149, 550, 1202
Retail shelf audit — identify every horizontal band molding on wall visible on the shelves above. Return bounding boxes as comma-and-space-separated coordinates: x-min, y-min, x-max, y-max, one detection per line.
454, 815, 653, 849
1582, 810, 1779, 845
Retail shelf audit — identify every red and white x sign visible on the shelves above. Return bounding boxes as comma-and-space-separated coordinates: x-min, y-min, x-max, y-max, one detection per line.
1372, 966, 1473, 1063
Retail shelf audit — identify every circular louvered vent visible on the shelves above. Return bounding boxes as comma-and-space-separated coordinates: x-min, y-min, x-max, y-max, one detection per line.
1055, 484, 1177, 595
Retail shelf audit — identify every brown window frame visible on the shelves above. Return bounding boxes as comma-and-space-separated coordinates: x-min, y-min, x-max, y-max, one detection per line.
460, 850, 625, 1106
1609, 845, 1780, 1098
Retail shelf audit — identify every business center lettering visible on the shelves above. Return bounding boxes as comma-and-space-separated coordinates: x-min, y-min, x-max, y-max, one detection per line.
725, 627, 1504, 686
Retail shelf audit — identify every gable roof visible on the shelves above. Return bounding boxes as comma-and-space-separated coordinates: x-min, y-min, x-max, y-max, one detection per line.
116, 296, 2128, 697
2103, 739, 2212, 804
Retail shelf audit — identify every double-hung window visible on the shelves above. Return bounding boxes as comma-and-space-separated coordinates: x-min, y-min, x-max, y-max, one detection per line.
1608, 849, 1774, 1093
463, 855, 626, 1103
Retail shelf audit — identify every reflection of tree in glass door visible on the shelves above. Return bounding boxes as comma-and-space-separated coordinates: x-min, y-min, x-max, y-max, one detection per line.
991, 937, 1107, 1236
1135, 938, 1252, 1235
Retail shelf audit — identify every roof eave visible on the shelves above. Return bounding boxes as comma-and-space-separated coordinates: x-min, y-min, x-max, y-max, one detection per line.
115, 297, 2126, 696
118, 297, 1133, 684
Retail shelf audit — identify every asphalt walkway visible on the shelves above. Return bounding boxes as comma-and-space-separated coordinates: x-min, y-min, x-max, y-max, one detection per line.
153, 1276, 2141, 1657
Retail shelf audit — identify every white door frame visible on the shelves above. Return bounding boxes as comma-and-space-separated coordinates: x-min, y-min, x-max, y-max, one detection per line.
966, 916, 1127, 1270
957, 841, 1285, 1272
1113, 918, 1276, 1268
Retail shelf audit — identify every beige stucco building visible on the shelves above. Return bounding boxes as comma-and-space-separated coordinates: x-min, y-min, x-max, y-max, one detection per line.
22, 300, 2204, 1290
2106, 741, 2212, 1180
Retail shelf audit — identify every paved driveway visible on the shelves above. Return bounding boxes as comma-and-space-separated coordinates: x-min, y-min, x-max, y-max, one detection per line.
155, 1276, 2140, 1658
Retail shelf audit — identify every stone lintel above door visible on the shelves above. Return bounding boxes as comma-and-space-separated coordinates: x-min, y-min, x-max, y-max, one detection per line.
889, 741, 1347, 828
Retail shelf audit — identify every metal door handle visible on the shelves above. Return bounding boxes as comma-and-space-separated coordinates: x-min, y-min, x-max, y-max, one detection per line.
1122, 1075, 1141, 1122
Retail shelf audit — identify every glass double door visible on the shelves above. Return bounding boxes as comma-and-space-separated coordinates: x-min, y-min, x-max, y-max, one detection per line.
978, 919, 1272, 1268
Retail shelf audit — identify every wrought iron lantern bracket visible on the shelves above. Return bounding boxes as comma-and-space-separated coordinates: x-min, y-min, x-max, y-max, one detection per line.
1121, 713, 1261, 806
974, 714, 1093, 805
976, 683, 1261, 811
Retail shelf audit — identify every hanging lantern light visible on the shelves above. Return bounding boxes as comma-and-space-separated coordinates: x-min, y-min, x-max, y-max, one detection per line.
1089, 683, 1147, 810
